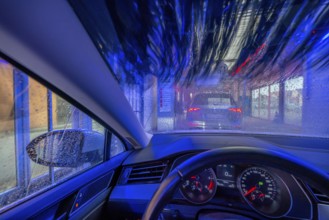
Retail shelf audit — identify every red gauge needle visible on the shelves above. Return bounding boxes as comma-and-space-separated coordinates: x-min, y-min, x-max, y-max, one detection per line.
196, 181, 202, 192
259, 193, 265, 198
208, 180, 214, 190
244, 186, 256, 197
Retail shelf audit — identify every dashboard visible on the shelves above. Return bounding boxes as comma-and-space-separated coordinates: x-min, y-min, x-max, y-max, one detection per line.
108, 133, 329, 220
168, 152, 312, 219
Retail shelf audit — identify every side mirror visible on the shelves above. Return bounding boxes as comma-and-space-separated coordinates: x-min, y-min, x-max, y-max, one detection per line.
26, 129, 104, 167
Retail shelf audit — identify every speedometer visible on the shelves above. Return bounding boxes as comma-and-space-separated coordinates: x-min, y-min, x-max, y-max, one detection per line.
238, 167, 292, 218
240, 167, 277, 205
180, 168, 217, 204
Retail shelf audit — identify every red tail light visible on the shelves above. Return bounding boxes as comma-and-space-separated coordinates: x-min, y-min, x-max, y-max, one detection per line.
188, 107, 200, 112
229, 108, 242, 113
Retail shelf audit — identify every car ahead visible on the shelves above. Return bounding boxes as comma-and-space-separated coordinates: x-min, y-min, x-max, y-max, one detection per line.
186, 93, 242, 130
0, 1, 329, 220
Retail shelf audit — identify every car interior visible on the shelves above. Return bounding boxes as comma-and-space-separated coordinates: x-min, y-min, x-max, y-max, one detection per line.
0, 1, 329, 220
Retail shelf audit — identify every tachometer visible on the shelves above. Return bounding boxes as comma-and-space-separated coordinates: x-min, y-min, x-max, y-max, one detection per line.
238, 167, 292, 218
180, 168, 217, 204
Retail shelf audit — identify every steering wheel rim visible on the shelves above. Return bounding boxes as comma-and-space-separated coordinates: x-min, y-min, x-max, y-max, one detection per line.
142, 146, 329, 220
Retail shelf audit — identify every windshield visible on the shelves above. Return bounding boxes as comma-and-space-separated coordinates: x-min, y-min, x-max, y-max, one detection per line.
71, 0, 329, 136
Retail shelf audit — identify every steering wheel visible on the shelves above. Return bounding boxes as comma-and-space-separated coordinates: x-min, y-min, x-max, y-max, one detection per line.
142, 146, 329, 220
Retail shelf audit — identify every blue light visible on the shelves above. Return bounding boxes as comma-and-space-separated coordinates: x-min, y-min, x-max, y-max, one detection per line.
322, 32, 329, 41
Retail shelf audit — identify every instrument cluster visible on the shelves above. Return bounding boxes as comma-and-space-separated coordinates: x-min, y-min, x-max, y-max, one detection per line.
179, 164, 292, 218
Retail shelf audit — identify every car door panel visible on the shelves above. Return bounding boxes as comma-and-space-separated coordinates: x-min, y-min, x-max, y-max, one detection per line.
1, 151, 132, 220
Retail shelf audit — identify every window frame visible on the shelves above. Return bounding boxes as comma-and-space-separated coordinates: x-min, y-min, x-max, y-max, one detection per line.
0, 52, 128, 213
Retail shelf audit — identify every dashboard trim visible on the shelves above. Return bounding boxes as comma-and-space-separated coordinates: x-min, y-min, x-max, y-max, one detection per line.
289, 175, 313, 220
318, 204, 329, 220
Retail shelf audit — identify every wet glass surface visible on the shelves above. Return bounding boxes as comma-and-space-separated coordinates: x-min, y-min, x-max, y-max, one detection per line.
0, 58, 106, 210
72, 0, 329, 137
0, 60, 16, 192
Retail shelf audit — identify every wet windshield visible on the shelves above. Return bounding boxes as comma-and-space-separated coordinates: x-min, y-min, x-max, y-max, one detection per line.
71, 0, 329, 136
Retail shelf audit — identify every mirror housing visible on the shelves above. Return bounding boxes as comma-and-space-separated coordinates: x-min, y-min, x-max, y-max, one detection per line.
26, 129, 104, 167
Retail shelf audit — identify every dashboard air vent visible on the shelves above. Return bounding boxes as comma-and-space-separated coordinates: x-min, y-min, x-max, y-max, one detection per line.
308, 185, 329, 204
120, 161, 168, 184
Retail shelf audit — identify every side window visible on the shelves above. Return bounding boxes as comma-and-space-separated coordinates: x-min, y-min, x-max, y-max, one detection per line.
110, 134, 125, 158
0, 57, 109, 211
